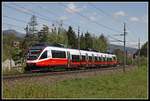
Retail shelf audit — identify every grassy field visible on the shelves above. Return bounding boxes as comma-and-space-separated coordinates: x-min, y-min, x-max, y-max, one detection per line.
3, 65, 148, 99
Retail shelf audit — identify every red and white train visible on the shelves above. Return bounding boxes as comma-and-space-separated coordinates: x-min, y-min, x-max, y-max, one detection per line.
26, 43, 118, 71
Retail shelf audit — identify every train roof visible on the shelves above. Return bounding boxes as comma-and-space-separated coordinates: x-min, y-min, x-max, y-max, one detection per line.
30, 43, 116, 56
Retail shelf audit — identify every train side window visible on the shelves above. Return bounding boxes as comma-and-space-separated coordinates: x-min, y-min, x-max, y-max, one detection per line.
51, 50, 66, 58
100, 56, 103, 62
107, 58, 109, 62
95, 56, 99, 61
94, 56, 96, 61
89, 56, 92, 61
40, 51, 47, 59
106, 57, 108, 61
99, 57, 101, 61
104, 57, 106, 61
97, 56, 99, 61
110, 58, 112, 61
82, 55, 86, 61
113, 57, 116, 60
72, 55, 80, 62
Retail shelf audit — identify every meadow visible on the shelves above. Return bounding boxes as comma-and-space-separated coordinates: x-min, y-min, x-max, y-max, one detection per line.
3, 64, 148, 99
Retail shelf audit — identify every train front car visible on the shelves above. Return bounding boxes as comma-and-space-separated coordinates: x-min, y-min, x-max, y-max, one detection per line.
112, 54, 118, 66
26, 45, 46, 71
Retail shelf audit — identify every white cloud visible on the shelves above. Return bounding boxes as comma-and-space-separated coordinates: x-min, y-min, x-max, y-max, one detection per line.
130, 17, 139, 22
65, 3, 80, 13
82, 5, 87, 9
141, 15, 148, 23
113, 11, 126, 18
93, 12, 97, 16
59, 16, 68, 20
89, 16, 96, 21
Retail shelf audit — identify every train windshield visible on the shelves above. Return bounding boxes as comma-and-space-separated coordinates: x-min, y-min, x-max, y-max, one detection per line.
27, 49, 43, 60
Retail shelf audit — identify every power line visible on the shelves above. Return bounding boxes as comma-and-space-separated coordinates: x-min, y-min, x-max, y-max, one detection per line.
89, 3, 122, 26
5, 5, 52, 23
3, 22, 25, 29
4, 3, 138, 48
14, 4, 79, 32
59, 3, 122, 34
4, 5, 76, 33
5, 3, 123, 35
3, 15, 49, 26
89, 3, 139, 43
12, 4, 53, 23
3, 15, 27, 23
107, 35, 123, 42
37, 5, 78, 31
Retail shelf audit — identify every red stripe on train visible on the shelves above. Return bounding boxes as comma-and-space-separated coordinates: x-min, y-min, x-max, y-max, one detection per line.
36, 58, 68, 67
35, 58, 117, 67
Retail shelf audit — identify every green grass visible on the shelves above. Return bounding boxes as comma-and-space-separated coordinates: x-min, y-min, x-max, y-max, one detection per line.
3, 65, 148, 99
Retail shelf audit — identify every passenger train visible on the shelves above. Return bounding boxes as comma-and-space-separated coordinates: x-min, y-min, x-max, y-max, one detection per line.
26, 43, 118, 71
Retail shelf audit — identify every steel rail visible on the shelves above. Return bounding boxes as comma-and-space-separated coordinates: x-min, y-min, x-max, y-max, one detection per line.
2, 65, 134, 80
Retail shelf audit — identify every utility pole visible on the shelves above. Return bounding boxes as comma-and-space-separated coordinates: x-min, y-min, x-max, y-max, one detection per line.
78, 26, 80, 50
78, 26, 81, 66
123, 22, 127, 72
138, 38, 140, 68
126, 50, 127, 65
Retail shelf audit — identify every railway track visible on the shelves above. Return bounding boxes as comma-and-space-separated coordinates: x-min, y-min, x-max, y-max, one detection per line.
2, 65, 134, 80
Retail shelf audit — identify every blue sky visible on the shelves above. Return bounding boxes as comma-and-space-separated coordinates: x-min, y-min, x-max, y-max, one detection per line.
2, 2, 148, 48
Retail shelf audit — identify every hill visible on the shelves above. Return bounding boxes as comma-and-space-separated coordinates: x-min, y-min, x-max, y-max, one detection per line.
109, 44, 137, 55
3, 29, 26, 38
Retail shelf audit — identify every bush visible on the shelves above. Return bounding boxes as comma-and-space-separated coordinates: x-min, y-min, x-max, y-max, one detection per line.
132, 56, 147, 67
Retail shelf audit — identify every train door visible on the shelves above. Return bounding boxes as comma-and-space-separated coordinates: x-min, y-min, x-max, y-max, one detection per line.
79, 51, 82, 67
92, 54, 95, 67
47, 50, 51, 66
67, 51, 71, 68
101, 55, 104, 66
86, 53, 88, 67
105, 55, 107, 66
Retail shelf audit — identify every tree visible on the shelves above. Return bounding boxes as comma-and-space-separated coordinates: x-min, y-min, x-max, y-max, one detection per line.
28, 15, 38, 34
38, 25, 49, 42
98, 34, 108, 52
84, 31, 93, 49
140, 42, 148, 57
3, 33, 17, 61
56, 30, 68, 46
28, 15, 39, 44
80, 32, 85, 49
134, 41, 148, 57
66, 26, 77, 48
113, 49, 124, 64
20, 15, 39, 63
